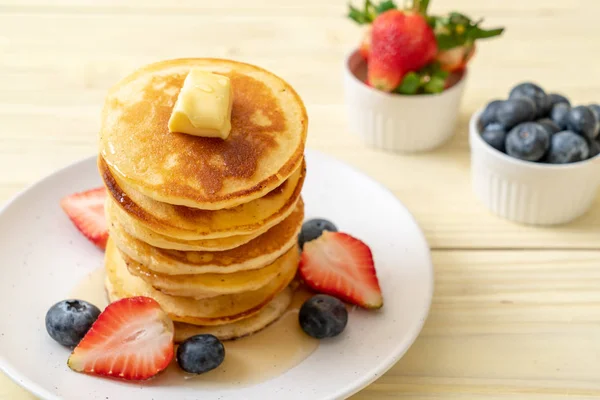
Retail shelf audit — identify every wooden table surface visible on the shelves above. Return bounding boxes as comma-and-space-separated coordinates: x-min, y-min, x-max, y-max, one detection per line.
1, 0, 599, 398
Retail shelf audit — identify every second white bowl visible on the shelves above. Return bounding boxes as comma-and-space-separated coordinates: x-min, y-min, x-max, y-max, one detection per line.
470, 109, 600, 225
343, 50, 466, 153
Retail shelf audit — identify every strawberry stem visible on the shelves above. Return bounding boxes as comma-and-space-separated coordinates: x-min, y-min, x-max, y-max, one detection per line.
407, 0, 430, 14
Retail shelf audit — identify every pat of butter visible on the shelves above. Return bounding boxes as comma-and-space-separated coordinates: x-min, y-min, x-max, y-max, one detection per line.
168, 69, 233, 139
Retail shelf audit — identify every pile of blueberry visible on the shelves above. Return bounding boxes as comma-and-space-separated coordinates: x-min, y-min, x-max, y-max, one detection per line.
479, 82, 600, 164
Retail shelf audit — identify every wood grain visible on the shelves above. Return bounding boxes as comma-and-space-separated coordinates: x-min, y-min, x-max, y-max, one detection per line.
1, 0, 600, 398
3, 251, 600, 399
352, 250, 600, 399
0, 0, 599, 249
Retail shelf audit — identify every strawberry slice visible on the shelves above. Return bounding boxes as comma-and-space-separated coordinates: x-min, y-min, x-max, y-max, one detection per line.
60, 187, 108, 250
299, 231, 383, 309
68, 296, 175, 381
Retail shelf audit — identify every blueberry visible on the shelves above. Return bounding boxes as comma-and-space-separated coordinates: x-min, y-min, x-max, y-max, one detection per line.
505, 122, 550, 162
536, 118, 561, 136
479, 100, 502, 127
177, 334, 225, 374
589, 104, 600, 135
539, 96, 553, 117
588, 139, 600, 159
299, 295, 348, 339
509, 82, 550, 118
550, 103, 571, 130
45, 299, 100, 347
547, 131, 590, 164
589, 104, 600, 119
481, 123, 506, 152
298, 219, 337, 249
566, 106, 599, 140
548, 93, 570, 107
496, 98, 536, 129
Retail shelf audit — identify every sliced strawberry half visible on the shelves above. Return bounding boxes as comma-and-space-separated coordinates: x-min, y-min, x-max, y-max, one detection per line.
68, 296, 174, 381
299, 231, 383, 309
60, 187, 108, 250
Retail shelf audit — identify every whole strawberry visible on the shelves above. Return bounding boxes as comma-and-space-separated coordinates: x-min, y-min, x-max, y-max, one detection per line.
435, 44, 475, 73
368, 9, 437, 91
432, 12, 503, 72
348, 1, 504, 94
347, 0, 397, 61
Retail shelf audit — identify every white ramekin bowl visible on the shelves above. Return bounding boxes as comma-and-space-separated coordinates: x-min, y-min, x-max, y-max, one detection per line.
470, 109, 600, 225
343, 50, 467, 153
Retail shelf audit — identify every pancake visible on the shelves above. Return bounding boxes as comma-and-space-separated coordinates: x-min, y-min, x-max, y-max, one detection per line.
104, 238, 299, 325
122, 247, 292, 299
106, 283, 293, 343
110, 199, 304, 275
99, 58, 307, 210
172, 287, 293, 343
106, 198, 263, 251
100, 157, 305, 240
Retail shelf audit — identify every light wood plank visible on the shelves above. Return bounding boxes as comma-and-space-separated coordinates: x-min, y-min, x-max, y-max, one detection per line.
1, 7, 599, 248
0, 0, 596, 16
3, 251, 600, 399
2, 110, 599, 249
352, 250, 600, 399
1, 0, 600, 398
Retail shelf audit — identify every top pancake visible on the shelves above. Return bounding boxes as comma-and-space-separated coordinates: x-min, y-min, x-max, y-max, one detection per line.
99, 58, 308, 210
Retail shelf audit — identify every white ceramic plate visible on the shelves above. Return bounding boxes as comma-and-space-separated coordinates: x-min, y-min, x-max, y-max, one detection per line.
0, 149, 433, 400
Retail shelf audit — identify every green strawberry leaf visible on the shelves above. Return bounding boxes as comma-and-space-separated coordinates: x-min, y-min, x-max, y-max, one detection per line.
447, 12, 471, 24
347, 0, 397, 25
347, 0, 374, 24
424, 68, 449, 94
467, 26, 504, 40
395, 72, 421, 95
424, 75, 446, 94
433, 11, 504, 49
394, 62, 449, 95
347, 5, 371, 24
435, 34, 464, 50
426, 15, 439, 28
374, 0, 397, 14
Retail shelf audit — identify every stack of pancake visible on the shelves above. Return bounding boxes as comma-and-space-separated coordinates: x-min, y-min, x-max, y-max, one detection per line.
98, 59, 307, 342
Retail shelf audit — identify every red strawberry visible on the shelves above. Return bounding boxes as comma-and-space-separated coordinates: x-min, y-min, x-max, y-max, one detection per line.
299, 231, 383, 309
436, 44, 476, 72
60, 187, 108, 250
359, 27, 372, 60
68, 296, 174, 381
368, 9, 437, 92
